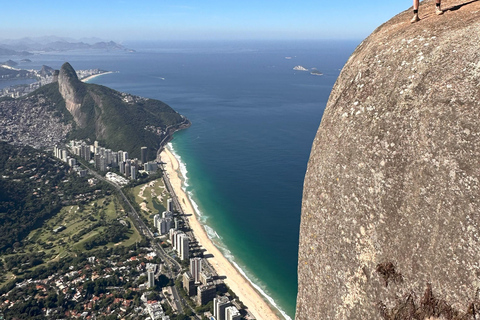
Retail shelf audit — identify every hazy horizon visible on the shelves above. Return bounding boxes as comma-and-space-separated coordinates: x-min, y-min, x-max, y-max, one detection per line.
1, 1, 409, 42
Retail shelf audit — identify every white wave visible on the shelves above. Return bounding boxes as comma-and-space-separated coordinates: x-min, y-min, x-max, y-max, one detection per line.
203, 225, 221, 240
166, 143, 292, 320
188, 191, 205, 219
231, 259, 292, 320
167, 143, 189, 188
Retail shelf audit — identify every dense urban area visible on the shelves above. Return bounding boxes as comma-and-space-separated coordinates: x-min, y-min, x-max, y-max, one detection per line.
0, 62, 250, 320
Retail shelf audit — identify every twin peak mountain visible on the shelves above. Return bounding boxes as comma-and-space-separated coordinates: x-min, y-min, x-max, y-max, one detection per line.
9, 62, 189, 158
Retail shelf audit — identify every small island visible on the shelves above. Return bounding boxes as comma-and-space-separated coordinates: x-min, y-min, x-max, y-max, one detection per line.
310, 69, 323, 76
293, 65, 308, 71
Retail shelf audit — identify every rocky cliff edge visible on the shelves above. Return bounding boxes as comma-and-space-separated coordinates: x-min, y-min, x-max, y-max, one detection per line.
297, 1, 480, 319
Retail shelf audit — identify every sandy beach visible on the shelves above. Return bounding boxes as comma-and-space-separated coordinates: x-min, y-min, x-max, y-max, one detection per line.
160, 147, 281, 320
81, 71, 113, 83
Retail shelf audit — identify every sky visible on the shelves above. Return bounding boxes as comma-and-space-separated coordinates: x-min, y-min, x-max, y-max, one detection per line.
1, 0, 410, 41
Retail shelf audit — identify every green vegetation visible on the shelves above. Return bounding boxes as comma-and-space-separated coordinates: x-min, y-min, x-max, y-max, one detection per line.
0, 194, 141, 279
131, 178, 168, 225
0, 141, 111, 254
28, 82, 72, 123
70, 82, 185, 159
50, 62, 187, 159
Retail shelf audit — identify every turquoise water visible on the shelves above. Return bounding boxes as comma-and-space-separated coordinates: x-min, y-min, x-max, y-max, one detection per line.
1, 40, 358, 318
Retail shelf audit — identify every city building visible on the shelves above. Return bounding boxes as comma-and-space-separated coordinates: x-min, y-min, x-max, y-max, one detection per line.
162, 211, 173, 219
197, 284, 216, 306
145, 161, 158, 173
147, 268, 155, 288
141, 146, 148, 164
200, 271, 213, 285
118, 150, 124, 162
119, 161, 126, 175
190, 257, 202, 284
159, 218, 172, 235
125, 161, 131, 177
169, 229, 179, 247
146, 302, 169, 320
178, 233, 189, 261
182, 272, 196, 296
131, 166, 136, 180
68, 158, 76, 167
153, 214, 161, 229
214, 296, 231, 320
167, 198, 174, 212
225, 306, 241, 320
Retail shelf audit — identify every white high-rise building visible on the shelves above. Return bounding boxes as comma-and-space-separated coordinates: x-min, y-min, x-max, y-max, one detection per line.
169, 228, 177, 245
131, 166, 137, 180
162, 211, 173, 219
153, 214, 161, 229
167, 198, 174, 212
225, 306, 241, 320
125, 161, 131, 177
147, 268, 155, 288
177, 233, 189, 261
190, 257, 202, 284
118, 150, 124, 162
214, 296, 231, 320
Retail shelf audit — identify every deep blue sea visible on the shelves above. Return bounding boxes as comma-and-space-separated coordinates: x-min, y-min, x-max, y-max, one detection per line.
1, 40, 358, 318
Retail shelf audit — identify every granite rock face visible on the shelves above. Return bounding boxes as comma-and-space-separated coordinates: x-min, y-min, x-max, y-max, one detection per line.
58, 62, 87, 128
296, 1, 480, 319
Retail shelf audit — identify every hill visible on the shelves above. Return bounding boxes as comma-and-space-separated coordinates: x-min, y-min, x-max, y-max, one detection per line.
296, 0, 480, 319
0, 62, 189, 158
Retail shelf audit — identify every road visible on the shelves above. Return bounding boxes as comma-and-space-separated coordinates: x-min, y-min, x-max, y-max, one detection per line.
79, 164, 185, 313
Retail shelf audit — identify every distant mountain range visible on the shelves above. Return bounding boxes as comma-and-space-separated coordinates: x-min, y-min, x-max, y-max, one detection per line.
0, 36, 135, 55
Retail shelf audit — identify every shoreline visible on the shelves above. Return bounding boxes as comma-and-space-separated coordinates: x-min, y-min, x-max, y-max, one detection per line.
160, 145, 283, 320
81, 71, 114, 83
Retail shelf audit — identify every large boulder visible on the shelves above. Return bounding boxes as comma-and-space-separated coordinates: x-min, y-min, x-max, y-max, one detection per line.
296, 1, 480, 319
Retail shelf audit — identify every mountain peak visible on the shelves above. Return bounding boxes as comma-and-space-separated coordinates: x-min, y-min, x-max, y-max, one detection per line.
59, 62, 79, 82
297, 1, 480, 319
57, 63, 85, 127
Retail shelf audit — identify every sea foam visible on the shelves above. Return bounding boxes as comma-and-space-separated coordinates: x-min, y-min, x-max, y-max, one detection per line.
167, 142, 292, 320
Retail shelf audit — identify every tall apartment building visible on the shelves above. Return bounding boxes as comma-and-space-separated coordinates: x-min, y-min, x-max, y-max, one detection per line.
141, 146, 148, 164
125, 161, 131, 177
225, 306, 241, 320
178, 233, 189, 261
159, 218, 172, 235
214, 296, 231, 320
190, 257, 202, 284
182, 272, 196, 296
153, 214, 161, 229
197, 284, 216, 306
162, 211, 173, 219
131, 166, 137, 180
147, 268, 155, 288
120, 161, 126, 174
167, 198, 174, 212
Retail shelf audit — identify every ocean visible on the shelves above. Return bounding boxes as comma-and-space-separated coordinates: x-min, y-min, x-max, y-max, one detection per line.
0, 40, 358, 318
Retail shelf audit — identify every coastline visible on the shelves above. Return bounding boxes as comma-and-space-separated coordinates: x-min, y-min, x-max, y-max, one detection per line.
160, 146, 282, 320
81, 71, 114, 83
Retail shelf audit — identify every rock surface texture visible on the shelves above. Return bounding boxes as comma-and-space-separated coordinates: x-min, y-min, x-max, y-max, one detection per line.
296, 1, 480, 319
58, 62, 86, 127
